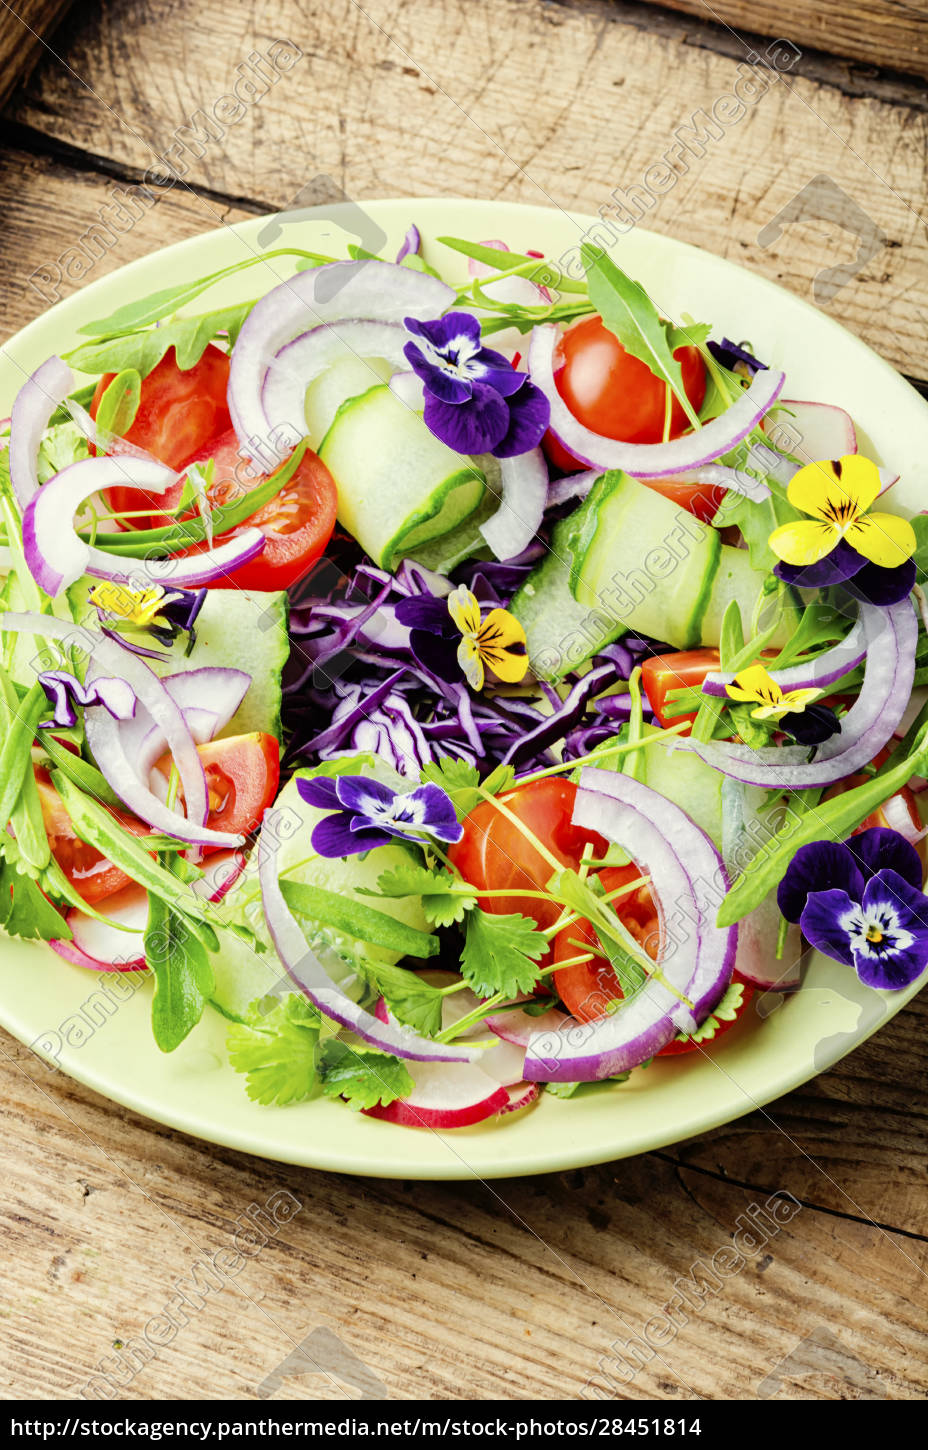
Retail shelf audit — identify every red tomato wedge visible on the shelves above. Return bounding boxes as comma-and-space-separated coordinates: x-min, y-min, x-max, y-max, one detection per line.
544, 314, 706, 472
640, 649, 722, 732
93, 345, 232, 527
174, 430, 338, 591
551, 863, 660, 1022
151, 732, 280, 851
36, 767, 150, 905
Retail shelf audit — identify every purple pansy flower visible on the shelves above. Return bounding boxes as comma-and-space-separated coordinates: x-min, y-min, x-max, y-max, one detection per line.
403, 311, 550, 458
707, 337, 767, 377
777, 827, 928, 989
38, 670, 137, 730
774, 544, 916, 607
297, 773, 463, 858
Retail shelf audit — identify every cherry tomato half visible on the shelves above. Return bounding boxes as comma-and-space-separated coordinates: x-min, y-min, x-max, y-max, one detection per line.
551, 862, 660, 1021
175, 430, 338, 591
93, 345, 232, 527
640, 649, 722, 733
151, 732, 280, 852
544, 315, 706, 472
36, 767, 150, 905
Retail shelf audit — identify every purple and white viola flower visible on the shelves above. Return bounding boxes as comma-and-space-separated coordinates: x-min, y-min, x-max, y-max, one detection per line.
38, 669, 137, 730
777, 826, 928, 989
297, 773, 463, 858
403, 311, 550, 458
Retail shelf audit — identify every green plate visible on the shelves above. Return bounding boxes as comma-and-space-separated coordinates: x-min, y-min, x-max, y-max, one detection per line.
1, 198, 926, 1179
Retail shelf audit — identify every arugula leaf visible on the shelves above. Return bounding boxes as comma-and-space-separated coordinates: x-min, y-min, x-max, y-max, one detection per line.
726, 702, 773, 750
281, 879, 439, 958
419, 756, 515, 822
64, 302, 254, 380
39, 733, 125, 810
437, 236, 588, 294
664, 320, 712, 354
227, 995, 323, 1106
317, 1039, 414, 1111
144, 889, 216, 1051
94, 370, 141, 438
371, 861, 477, 927
717, 486, 803, 573
0, 680, 47, 835
0, 857, 71, 941
719, 601, 745, 669
357, 958, 445, 1037
460, 908, 546, 998
581, 245, 698, 421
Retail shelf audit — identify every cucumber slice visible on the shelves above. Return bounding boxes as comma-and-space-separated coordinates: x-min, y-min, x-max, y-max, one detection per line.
639, 723, 724, 848
700, 545, 801, 649
510, 518, 625, 682
569, 472, 719, 648
319, 384, 485, 569
302, 353, 394, 448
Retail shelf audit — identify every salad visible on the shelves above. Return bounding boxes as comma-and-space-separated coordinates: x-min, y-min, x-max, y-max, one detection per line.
2, 222, 927, 1133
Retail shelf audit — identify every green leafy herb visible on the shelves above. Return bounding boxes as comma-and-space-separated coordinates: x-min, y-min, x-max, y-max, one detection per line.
94, 370, 141, 438
371, 861, 477, 927
581, 245, 700, 424
0, 680, 47, 835
281, 879, 439, 959
65, 302, 255, 380
357, 958, 445, 1037
317, 1039, 414, 1111
544, 1071, 634, 1099
420, 756, 515, 821
0, 856, 70, 941
437, 236, 587, 294
227, 995, 323, 1106
144, 888, 216, 1052
716, 486, 803, 573
460, 908, 547, 998
719, 600, 745, 669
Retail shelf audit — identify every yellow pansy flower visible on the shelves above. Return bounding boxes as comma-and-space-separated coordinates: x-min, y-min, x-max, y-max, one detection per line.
768, 455, 915, 570
88, 581, 173, 627
725, 664, 823, 722
447, 584, 528, 692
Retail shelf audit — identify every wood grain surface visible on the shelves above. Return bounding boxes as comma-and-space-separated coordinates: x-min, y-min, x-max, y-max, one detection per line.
1, 0, 927, 1405
0, 0, 73, 108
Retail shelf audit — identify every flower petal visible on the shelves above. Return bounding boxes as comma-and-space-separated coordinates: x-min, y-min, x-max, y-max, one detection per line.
409, 628, 462, 682
726, 663, 783, 708
473, 348, 526, 398
844, 556, 916, 606
780, 686, 825, 712
447, 584, 482, 638
311, 812, 393, 858
852, 869, 928, 989
773, 538, 865, 589
851, 827, 923, 891
491, 379, 551, 459
404, 782, 464, 843
476, 607, 529, 682
404, 311, 482, 349
780, 703, 841, 745
457, 633, 485, 691
845, 511, 917, 569
335, 773, 396, 816
799, 888, 858, 965
768, 517, 841, 567
403, 340, 473, 404
394, 595, 454, 633
423, 386, 509, 454
787, 455, 880, 524
777, 840, 863, 922
296, 775, 341, 811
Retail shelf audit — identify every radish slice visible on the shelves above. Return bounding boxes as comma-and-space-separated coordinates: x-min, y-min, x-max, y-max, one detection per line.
50, 936, 145, 973
258, 807, 476, 1063
228, 260, 454, 467
522, 768, 736, 1082
702, 607, 869, 697
721, 781, 801, 992
191, 849, 247, 903
771, 398, 857, 461
479, 446, 548, 561
8, 356, 74, 508
68, 885, 148, 967
261, 319, 409, 442
681, 599, 917, 789
361, 1060, 508, 1128
388, 369, 426, 410
499, 1081, 541, 1115
530, 324, 785, 478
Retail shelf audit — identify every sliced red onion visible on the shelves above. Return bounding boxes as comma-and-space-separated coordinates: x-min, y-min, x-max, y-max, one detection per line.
546, 469, 602, 509
228, 260, 454, 467
529, 324, 785, 478
260, 319, 409, 442
468, 239, 551, 307
117, 666, 250, 784
258, 807, 475, 1062
881, 793, 928, 845
66, 398, 160, 464
702, 608, 869, 698
771, 398, 856, 461
67, 885, 148, 968
21, 453, 265, 595
667, 462, 770, 503
191, 849, 247, 903
480, 447, 548, 560
9, 356, 74, 508
680, 598, 917, 789
522, 767, 736, 1081
362, 1060, 509, 1128
83, 638, 244, 848
485, 1002, 570, 1047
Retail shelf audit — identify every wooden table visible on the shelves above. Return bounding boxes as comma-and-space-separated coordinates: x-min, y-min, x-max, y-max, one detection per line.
1, 0, 927, 1403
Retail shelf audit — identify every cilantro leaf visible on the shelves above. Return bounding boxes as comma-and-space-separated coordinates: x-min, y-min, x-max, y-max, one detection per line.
545, 1071, 633, 1100
372, 861, 477, 927
420, 757, 515, 822
460, 908, 546, 998
317, 1039, 413, 1111
357, 958, 445, 1037
0, 859, 70, 941
227, 996, 323, 1107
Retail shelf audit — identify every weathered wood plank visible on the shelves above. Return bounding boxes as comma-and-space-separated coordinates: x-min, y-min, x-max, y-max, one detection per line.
1, 1029, 925, 1401
0, 0, 73, 109
4, 0, 928, 383
635, 0, 928, 82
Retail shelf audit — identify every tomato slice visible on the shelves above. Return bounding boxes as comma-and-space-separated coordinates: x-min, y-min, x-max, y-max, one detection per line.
36, 768, 150, 905
174, 430, 338, 591
543, 315, 706, 474
640, 649, 721, 732
447, 778, 608, 936
551, 864, 660, 1021
93, 345, 232, 527
151, 732, 280, 849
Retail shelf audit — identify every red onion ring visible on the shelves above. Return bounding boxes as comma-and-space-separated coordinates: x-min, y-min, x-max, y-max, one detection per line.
261, 319, 409, 442
480, 447, 548, 561
529, 324, 785, 478
522, 767, 736, 1081
702, 608, 869, 697
8, 356, 74, 509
